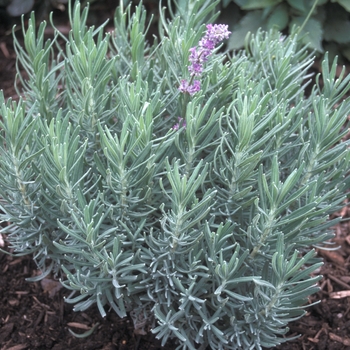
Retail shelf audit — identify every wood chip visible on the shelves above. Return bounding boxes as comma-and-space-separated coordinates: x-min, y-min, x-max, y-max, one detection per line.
339, 203, 348, 218
40, 278, 63, 298
0, 42, 10, 58
329, 290, 350, 299
327, 274, 350, 290
8, 299, 19, 306
340, 276, 350, 284
32, 296, 51, 310
318, 250, 345, 266
8, 258, 23, 266
5, 345, 28, 350
329, 332, 350, 346
66, 322, 91, 330
0, 322, 14, 341
345, 235, 350, 246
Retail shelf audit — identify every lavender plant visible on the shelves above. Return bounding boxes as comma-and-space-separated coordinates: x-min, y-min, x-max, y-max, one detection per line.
1, 0, 350, 349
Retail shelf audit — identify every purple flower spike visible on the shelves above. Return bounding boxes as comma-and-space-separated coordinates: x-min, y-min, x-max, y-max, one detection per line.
200, 39, 216, 51
178, 79, 201, 95
189, 47, 201, 63
188, 62, 203, 76
178, 23, 231, 96
187, 80, 201, 95
179, 79, 190, 93
203, 24, 231, 45
172, 117, 186, 130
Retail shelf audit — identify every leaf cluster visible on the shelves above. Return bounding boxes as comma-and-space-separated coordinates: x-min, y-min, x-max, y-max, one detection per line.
225, 0, 350, 62
0, 0, 350, 349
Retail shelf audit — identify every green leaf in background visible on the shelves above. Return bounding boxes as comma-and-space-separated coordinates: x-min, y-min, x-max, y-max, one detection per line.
287, 0, 328, 14
0, 0, 10, 6
324, 5, 350, 44
341, 46, 350, 61
287, 0, 307, 13
222, 0, 232, 7
267, 3, 289, 30
290, 16, 323, 52
334, 0, 350, 12
6, 0, 34, 16
228, 11, 265, 49
234, 0, 282, 10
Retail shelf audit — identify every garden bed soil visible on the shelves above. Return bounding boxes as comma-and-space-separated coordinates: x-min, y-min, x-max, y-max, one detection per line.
1, 18, 350, 350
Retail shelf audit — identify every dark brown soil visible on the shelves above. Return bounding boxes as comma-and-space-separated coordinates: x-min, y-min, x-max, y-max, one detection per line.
0, 253, 173, 350
1, 12, 350, 350
1, 212, 350, 350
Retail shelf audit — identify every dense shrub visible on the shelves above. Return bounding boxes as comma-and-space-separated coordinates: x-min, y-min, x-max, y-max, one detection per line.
1, 0, 350, 348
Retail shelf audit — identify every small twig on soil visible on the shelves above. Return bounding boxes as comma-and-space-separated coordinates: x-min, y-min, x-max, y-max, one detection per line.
329, 332, 350, 346
327, 274, 350, 290
0, 42, 10, 58
32, 296, 51, 310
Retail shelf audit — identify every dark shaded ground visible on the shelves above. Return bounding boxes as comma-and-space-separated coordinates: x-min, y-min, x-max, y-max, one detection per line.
1, 10, 350, 350
0, 253, 173, 350
1, 227, 350, 350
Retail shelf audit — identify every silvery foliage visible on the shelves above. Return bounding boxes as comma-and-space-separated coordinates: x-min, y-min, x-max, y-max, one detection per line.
1, 0, 350, 348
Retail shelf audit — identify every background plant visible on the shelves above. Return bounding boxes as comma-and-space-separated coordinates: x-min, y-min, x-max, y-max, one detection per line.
0, 0, 350, 349
3, 0, 350, 63
223, 0, 350, 62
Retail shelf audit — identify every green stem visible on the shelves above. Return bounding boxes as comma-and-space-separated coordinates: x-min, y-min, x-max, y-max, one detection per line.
297, 0, 319, 35
14, 159, 31, 208
260, 284, 282, 317
249, 216, 275, 259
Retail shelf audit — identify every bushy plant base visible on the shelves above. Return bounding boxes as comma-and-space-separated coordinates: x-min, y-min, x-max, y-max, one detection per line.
0, 1, 349, 349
